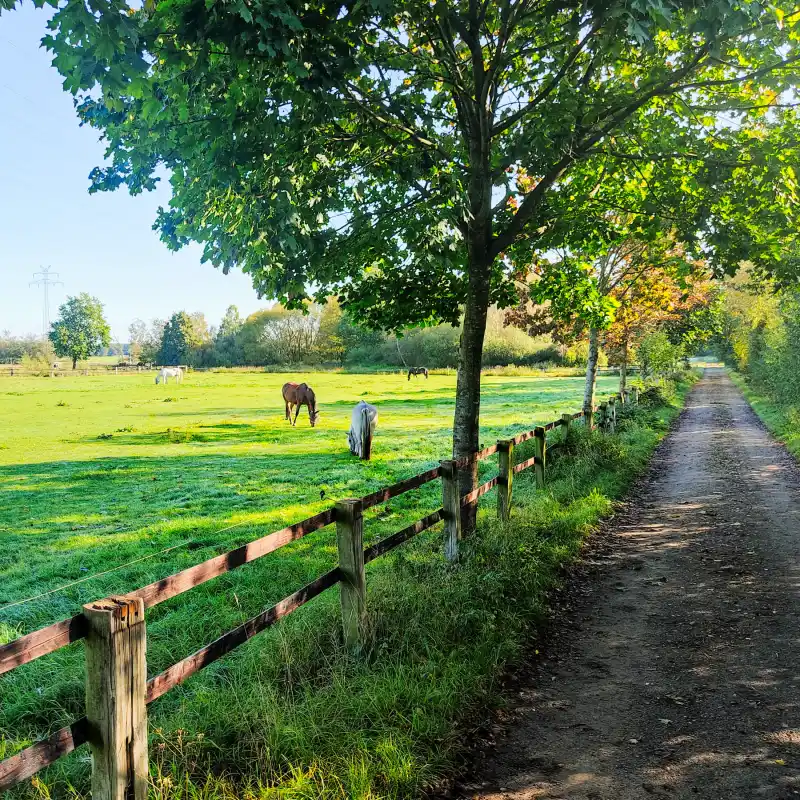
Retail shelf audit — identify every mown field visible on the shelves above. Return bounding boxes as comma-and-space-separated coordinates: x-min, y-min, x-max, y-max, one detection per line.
1, 369, 622, 795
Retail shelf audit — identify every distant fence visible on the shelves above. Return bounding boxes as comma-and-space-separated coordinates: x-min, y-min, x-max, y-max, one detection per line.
0, 389, 638, 799
0, 364, 640, 378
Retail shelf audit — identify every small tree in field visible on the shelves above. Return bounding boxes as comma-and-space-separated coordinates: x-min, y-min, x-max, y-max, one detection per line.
49, 293, 111, 369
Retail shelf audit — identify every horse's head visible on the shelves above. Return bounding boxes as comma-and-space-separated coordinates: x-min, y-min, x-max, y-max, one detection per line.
311, 409, 320, 427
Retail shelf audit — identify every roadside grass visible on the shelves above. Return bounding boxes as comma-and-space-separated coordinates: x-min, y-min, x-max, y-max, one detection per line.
727, 371, 800, 456
0, 371, 687, 799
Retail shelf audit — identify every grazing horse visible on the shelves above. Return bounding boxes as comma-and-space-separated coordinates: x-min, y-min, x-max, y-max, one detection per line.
282, 382, 320, 427
407, 367, 429, 380
156, 367, 183, 384
348, 400, 378, 458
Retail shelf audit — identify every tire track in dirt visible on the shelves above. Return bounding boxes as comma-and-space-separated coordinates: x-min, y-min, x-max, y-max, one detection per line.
453, 368, 800, 800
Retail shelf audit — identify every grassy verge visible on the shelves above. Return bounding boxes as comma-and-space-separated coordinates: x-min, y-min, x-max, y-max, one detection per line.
4, 376, 695, 800
727, 370, 800, 456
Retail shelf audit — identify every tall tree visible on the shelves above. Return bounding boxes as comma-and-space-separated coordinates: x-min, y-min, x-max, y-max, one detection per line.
13, 0, 800, 522
159, 312, 200, 366
48, 293, 111, 369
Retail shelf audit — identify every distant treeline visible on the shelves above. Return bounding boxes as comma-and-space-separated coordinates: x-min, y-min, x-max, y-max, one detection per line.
126, 301, 598, 369
2, 302, 603, 371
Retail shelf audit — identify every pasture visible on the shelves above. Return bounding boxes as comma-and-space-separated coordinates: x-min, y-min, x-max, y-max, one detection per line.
0, 369, 620, 795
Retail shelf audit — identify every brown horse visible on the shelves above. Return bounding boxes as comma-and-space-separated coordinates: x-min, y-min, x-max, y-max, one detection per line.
282, 382, 320, 427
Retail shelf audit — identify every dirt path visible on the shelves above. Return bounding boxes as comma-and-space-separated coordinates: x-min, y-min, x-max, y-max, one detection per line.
456, 369, 800, 800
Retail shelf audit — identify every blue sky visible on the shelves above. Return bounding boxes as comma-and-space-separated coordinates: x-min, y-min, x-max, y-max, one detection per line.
0, 5, 267, 340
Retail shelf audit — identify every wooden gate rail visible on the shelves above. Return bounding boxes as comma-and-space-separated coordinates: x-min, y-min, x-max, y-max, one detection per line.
0, 509, 336, 676
359, 466, 442, 510
0, 392, 630, 795
145, 567, 343, 703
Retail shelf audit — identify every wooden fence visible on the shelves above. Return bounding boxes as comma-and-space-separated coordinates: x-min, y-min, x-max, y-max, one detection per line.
0, 389, 636, 799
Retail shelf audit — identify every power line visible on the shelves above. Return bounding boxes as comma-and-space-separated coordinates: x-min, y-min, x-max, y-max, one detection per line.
30, 267, 63, 336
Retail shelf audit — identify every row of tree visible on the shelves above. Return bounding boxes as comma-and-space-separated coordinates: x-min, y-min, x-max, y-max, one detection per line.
30, 278, 714, 384
127, 302, 594, 370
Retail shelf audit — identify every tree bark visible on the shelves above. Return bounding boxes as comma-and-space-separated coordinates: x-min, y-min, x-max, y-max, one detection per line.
619, 336, 628, 395
453, 269, 490, 532
583, 327, 600, 416
72, 356, 77, 369
453, 125, 493, 533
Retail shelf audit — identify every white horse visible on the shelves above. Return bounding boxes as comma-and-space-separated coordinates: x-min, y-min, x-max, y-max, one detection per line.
347, 400, 378, 458
155, 367, 183, 384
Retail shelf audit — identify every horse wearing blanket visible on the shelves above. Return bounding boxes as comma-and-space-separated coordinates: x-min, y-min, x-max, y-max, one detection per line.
348, 400, 378, 459
282, 382, 320, 427
156, 367, 183, 384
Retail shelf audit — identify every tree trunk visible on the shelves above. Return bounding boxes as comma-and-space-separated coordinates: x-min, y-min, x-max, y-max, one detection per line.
583, 327, 600, 416
453, 128, 493, 533
453, 270, 490, 532
72, 356, 77, 369
619, 336, 628, 395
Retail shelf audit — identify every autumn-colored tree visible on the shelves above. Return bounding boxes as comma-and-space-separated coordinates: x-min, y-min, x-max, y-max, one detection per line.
604, 264, 717, 393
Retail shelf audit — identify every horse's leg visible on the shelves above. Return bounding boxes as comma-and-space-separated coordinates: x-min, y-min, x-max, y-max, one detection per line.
285, 400, 290, 421
293, 402, 302, 426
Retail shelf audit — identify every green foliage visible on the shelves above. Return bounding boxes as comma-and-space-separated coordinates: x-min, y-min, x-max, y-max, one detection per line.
48, 294, 111, 369
9, 0, 800, 336
159, 311, 201, 366
637, 330, 685, 381
0, 334, 51, 366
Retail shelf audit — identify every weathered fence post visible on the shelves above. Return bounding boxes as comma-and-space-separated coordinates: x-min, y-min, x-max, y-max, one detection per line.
335, 500, 366, 654
632, 386, 639, 406
83, 596, 148, 800
440, 460, 461, 561
361, 405, 372, 461
598, 402, 608, 432
534, 426, 546, 489
561, 413, 572, 439
608, 396, 617, 433
497, 440, 514, 522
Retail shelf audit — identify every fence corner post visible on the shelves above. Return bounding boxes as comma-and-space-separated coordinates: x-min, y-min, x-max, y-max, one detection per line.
534, 426, 546, 489
361, 405, 372, 461
335, 499, 366, 654
497, 440, 514, 522
83, 596, 148, 800
440, 460, 462, 562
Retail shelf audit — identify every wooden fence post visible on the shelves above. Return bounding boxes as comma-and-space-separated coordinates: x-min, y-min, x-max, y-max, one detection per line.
632, 386, 639, 406
497, 440, 514, 522
608, 396, 617, 433
598, 402, 608, 432
440, 460, 461, 562
361, 405, 372, 461
534, 426, 546, 489
561, 413, 572, 441
335, 500, 366, 654
83, 596, 148, 800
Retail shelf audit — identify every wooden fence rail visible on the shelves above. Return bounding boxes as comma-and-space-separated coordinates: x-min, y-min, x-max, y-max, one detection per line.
0, 391, 634, 797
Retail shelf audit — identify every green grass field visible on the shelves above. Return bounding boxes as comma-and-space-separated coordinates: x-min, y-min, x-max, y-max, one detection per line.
1, 369, 624, 796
